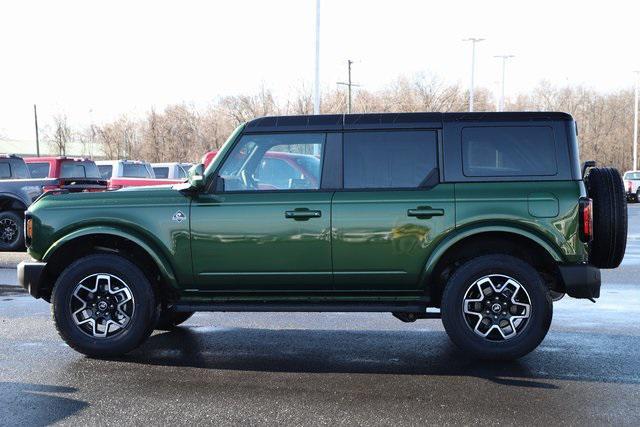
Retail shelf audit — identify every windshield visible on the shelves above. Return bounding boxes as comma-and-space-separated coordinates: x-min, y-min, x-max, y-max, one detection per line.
61, 161, 101, 178
625, 172, 640, 180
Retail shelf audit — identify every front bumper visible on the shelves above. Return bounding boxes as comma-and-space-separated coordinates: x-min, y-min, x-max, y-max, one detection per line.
17, 261, 47, 299
558, 264, 601, 299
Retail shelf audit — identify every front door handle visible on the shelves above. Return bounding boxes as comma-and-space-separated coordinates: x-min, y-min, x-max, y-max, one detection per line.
285, 209, 322, 220
407, 206, 444, 219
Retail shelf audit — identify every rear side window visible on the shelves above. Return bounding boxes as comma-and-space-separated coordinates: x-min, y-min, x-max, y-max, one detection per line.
28, 162, 50, 178
462, 126, 557, 177
0, 162, 11, 179
9, 159, 30, 179
154, 167, 169, 178
61, 161, 101, 178
343, 130, 437, 189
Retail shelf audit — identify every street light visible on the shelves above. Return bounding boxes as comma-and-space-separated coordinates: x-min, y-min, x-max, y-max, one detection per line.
494, 55, 515, 112
634, 71, 639, 171
463, 38, 485, 112
313, 0, 321, 115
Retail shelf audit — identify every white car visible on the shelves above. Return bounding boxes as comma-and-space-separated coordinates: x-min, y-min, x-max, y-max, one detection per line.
151, 162, 189, 180
623, 170, 640, 202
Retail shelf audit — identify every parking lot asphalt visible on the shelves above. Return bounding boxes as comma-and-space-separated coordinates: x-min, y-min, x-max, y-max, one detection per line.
1, 206, 640, 425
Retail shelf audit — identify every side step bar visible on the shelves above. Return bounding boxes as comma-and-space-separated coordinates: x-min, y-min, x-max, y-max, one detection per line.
173, 301, 438, 315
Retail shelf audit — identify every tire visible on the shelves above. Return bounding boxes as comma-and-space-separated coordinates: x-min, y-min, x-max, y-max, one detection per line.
51, 254, 159, 357
585, 167, 627, 268
441, 254, 553, 360
0, 210, 25, 251
156, 308, 194, 330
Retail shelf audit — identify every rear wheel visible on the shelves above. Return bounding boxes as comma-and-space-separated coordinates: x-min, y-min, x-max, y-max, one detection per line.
0, 211, 24, 252
585, 167, 627, 268
51, 254, 159, 357
441, 255, 553, 360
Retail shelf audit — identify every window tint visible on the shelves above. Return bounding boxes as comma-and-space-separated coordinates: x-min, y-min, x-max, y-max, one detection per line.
343, 130, 437, 189
123, 163, 152, 178
0, 162, 11, 179
28, 162, 50, 178
10, 159, 30, 179
98, 165, 113, 179
60, 161, 101, 178
153, 167, 169, 178
462, 126, 557, 177
218, 133, 324, 191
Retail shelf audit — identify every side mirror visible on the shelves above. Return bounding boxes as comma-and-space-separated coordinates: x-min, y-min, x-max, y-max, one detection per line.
188, 163, 205, 189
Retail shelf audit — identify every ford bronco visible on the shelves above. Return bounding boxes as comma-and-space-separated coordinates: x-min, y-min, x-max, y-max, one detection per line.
18, 112, 627, 360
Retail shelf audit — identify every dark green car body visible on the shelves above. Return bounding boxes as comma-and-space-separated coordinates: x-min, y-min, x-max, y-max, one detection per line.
20, 112, 596, 309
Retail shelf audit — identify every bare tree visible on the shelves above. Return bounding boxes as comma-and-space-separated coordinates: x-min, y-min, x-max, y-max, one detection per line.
48, 114, 72, 156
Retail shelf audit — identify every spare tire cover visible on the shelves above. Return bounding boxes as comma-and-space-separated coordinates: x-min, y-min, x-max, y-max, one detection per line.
585, 167, 627, 268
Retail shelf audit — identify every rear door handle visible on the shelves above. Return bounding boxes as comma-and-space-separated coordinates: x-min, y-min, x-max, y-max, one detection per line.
285, 209, 322, 220
407, 207, 444, 219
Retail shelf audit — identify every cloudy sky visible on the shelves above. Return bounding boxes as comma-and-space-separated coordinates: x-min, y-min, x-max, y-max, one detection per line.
1, 0, 638, 147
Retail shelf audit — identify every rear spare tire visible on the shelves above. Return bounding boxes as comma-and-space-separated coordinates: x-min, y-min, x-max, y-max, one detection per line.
585, 167, 627, 268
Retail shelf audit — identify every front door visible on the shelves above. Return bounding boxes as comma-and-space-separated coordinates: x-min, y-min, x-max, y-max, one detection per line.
331, 130, 455, 292
191, 132, 333, 292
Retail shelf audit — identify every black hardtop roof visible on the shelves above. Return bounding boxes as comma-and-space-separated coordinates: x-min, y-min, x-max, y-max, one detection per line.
244, 111, 574, 132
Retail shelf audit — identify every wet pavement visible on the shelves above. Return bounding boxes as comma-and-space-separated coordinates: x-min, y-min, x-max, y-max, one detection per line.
1, 206, 639, 425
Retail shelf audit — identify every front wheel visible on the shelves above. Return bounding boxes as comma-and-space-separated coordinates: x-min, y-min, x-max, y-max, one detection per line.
51, 254, 159, 357
441, 255, 552, 360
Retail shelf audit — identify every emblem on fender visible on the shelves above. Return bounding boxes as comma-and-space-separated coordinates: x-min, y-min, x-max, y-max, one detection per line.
172, 210, 186, 223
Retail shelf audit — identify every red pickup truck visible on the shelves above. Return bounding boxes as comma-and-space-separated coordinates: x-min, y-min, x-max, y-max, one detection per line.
95, 160, 184, 190
24, 156, 107, 192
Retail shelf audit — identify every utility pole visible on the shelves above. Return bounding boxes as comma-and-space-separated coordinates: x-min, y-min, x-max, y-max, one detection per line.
634, 71, 639, 170
337, 60, 359, 114
494, 55, 515, 112
33, 104, 40, 157
313, 0, 321, 115
463, 38, 484, 112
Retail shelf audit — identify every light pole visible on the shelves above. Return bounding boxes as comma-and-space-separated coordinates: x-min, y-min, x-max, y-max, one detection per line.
634, 71, 639, 170
463, 38, 484, 112
313, 0, 321, 115
337, 60, 359, 114
494, 55, 515, 112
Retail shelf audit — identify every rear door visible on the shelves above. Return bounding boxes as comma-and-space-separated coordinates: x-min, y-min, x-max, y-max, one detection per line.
331, 130, 455, 291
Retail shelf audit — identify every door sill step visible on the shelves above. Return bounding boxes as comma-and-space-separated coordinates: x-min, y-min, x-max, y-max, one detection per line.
172, 301, 432, 313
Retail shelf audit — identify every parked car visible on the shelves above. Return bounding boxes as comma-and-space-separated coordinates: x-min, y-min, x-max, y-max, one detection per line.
151, 162, 188, 180
24, 157, 107, 192
623, 170, 640, 202
19, 112, 627, 360
202, 149, 320, 190
96, 160, 183, 189
0, 155, 106, 251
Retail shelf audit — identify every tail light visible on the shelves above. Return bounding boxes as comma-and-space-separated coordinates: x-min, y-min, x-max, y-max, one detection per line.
579, 197, 593, 243
628, 181, 633, 192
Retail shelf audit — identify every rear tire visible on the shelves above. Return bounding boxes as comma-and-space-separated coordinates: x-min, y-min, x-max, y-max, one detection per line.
156, 308, 194, 330
585, 167, 627, 268
0, 210, 25, 252
441, 255, 553, 360
51, 254, 159, 357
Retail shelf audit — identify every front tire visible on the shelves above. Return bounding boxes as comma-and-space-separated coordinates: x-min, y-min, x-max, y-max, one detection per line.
51, 254, 159, 357
441, 255, 552, 360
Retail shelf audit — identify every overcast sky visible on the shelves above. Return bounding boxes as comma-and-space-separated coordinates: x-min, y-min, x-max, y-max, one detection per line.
1, 0, 638, 145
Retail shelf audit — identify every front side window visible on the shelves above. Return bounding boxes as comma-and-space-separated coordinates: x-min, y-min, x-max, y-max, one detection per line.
60, 161, 101, 178
122, 163, 153, 178
343, 130, 437, 189
9, 159, 30, 179
28, 162, 50, 178
177, 166, 187, 179
218, 133, 324, 192
462, 126, 557, 177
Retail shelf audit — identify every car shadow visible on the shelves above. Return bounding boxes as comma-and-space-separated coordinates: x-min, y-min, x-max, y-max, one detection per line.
117, 326, 640, 389
0, 382, 88, 426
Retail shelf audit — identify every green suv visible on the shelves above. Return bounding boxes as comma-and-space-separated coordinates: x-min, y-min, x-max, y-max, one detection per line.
18, 112, 627, 360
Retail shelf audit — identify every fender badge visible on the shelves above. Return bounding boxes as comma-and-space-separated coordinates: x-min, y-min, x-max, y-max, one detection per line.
172, 210, 186, 223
